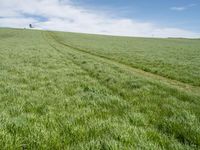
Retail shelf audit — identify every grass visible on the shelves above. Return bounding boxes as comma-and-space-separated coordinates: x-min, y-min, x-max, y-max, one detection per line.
0, 28, 200, 149
54, 31, 200, 86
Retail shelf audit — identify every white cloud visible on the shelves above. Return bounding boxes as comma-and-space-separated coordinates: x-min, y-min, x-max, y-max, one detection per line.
0, 0, 199, 38
170, 6, 186, 11
170, 3, 197, 11
0, 17, 37, 28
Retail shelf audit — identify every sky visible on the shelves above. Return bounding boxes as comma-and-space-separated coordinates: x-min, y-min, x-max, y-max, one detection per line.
0, 0, 200, 38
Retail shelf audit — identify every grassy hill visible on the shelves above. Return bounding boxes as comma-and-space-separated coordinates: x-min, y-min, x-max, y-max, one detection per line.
0, 28, 200, 149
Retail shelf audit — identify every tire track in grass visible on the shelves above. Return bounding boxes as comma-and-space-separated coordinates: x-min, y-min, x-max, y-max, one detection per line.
43, 31, 128, 101
43, 31, 136, 113
43, 31, 139, 126
45, 31, 200, 106
43, 31, 200, 148
43, 32, 181, 146
47, 31, 200, 96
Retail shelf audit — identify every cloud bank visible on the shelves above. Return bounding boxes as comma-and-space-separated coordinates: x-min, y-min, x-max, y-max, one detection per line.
0, 0, 199, 38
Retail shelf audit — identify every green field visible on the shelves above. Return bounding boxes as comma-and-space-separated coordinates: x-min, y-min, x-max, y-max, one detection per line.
0, 28, 200, 149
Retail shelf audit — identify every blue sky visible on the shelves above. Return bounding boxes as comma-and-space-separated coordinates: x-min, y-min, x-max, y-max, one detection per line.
74, 0, 200, 32
0, 0, 199, 38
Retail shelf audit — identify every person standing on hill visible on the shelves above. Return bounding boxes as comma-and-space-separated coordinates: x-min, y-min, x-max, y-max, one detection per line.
29, 24, 33, 28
